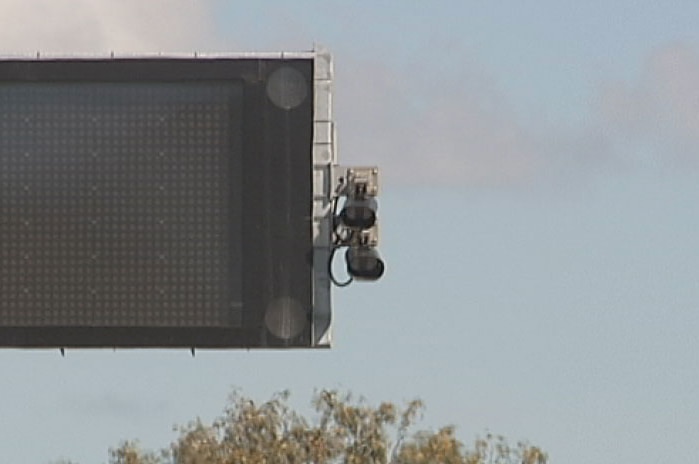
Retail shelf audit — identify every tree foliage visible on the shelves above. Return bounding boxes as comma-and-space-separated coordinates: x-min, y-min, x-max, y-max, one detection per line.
109, 390, 547, 464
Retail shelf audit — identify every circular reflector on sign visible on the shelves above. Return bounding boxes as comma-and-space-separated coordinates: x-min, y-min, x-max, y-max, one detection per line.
264, 297, 307, 340
266, 66, 307, 110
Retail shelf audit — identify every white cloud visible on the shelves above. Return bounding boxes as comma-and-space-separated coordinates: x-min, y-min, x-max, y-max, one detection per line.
596, 43, 699, 168
336, 42, 699, 188
335, 55, 546, 188
0, 0, 218, 54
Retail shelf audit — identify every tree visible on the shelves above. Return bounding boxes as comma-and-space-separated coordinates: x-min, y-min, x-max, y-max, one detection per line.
108, 390, 547, 464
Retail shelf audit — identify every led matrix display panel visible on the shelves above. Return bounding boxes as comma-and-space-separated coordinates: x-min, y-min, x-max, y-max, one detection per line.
0, 59, 314, 348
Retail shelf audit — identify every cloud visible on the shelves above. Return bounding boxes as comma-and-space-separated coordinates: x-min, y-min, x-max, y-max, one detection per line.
335, 55, 546, 188
337, 42, 699, 187
0, 0, 218, 54
596, 43, 699, 168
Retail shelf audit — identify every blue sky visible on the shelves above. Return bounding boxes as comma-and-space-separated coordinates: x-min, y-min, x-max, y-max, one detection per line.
1, 1, 699, 463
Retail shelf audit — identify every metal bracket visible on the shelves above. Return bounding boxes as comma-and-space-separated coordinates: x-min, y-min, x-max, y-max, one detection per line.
333, 166, 379, 198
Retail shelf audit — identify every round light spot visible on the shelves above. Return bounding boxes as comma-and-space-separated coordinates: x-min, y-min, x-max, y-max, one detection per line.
264, 297, 307, 340
266, 66, 308, 110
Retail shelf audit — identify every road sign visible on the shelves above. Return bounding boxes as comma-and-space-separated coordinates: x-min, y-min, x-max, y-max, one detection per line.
0, 50, 335, 348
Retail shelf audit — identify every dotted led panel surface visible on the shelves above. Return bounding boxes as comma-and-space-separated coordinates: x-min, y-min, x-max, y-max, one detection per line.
0, 82, 243, 328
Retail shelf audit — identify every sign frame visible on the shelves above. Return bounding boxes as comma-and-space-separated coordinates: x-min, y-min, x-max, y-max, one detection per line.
0, 49, 334, 349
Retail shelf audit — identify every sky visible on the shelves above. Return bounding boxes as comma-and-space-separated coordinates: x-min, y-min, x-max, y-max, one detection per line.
0, 1, 699, 463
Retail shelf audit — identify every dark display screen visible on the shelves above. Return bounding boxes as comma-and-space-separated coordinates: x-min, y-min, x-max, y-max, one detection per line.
0, 59, 313, 348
